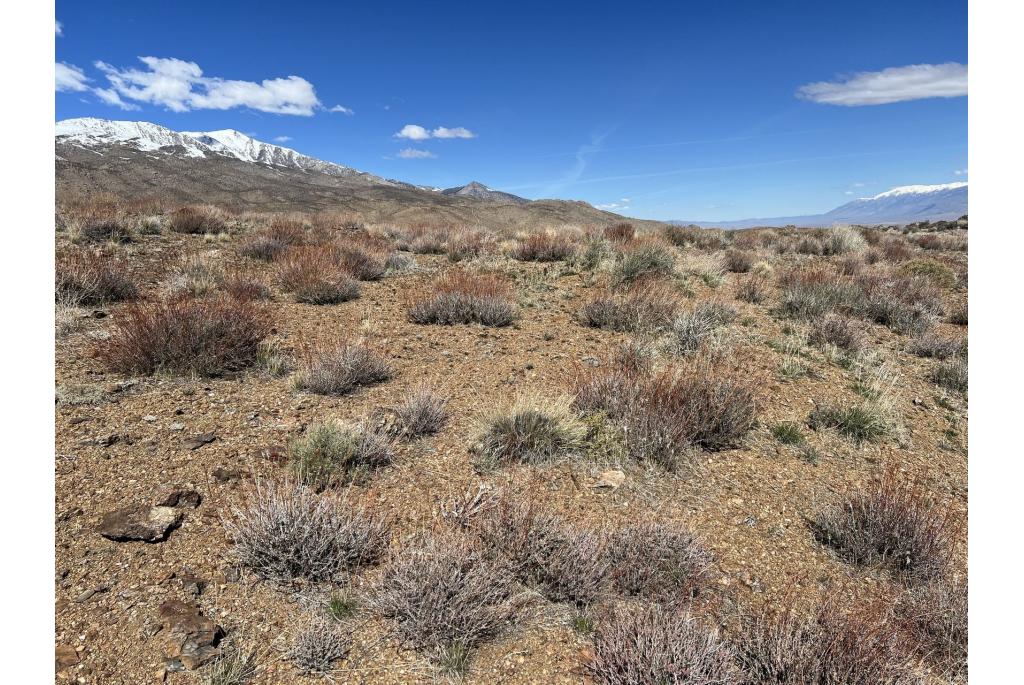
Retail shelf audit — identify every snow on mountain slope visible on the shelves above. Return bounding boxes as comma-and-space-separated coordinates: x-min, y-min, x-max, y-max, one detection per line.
56, 117, 398, 185
867, 182, 967, 200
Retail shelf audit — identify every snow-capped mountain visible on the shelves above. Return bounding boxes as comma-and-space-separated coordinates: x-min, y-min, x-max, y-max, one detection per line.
55, 117, 399, 186
673, 182, 968, 228
441, 181, 529, 204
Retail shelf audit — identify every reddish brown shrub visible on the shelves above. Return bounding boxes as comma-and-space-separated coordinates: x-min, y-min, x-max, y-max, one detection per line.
724, 249, 754, 273
329, 241, 388, 280
603, 222, 636, 243
409, 271, 517, 326
898, 576, 968, 681
578, 281, 680, 332
510, 232, 578, 262
56, 252, 138, 305
606, 522, 713, 602
168, 205, 227, 234
99, 296, 271, 376
813, 472, 956, 583
277, 247, 360, 304
295, 341, 393, 396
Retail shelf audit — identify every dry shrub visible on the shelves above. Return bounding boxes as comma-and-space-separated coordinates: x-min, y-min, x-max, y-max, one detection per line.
912, 233, 951, 251
55, 251, 137, 305
808, 314, 866, 354
445, 229, 487, 262
898, 576, 968, 681
99, 296, 271, 376
795, 235, 825, 255
168, 205, 227, 234
857, 272, 944, 333
812, 472, 955, 583
370, 535, 526, 676
586, 605, 741, 685
907, 329, 966, 359
220, 270, 271, 301
737, 590, 917, 684
60, 195, 136, 243
386, 384, 450, 438
871, 236, 915, 263
329, 239, 389, 280
663, 225, 729, 251
778, 266, 861, 319
224, 479, 389, 582
408, 271, 517, 327
476, 499, 608, 607
807, 402, 894, 443
238, 235, 287, 262
737, 273, 769, 304
822, 225, 868, 255
289, 614, 351, 674
572, 360, 756, 469
948, 303, 967, 326
472, 395, 586, 467
614, 239, 677, 285
290, 421, 393, 489
578, 281, 680, 332
606, 522, 713, 602
931, 357, 967, 393
266, 218, 309, 245
603, 222, 636, 243
277, 247, 360, 304
295, 341, 392, 395
898, 258, 957, 289
724, 249, 754, 273
668, 301, 735, 354
510, 231, 578, 262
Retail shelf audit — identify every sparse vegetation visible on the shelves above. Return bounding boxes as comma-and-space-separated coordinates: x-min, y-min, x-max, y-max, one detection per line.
277, 247, 360, 304
294, 341, 392, 395
386, 384, 450, 438
224, 480, 389, 582
409, 271, 517, 326
812, 472, 955, 583
289, 615, 351, 674
772, 422, 804, 445
56, 252, 138, 305
510, 231, 578, 261
613, 240, 676, 285
578, 281, 680, 332
807, 402, 893, 443
290, 421, 393, 488
168, 205, 227, 234
472, 395, 585, 467
931, 357, 968, 392
606, 522, 713, 601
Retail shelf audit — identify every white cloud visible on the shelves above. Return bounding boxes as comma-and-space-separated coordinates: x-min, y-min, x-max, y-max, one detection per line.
56, 20, 63, 36
93, 56, 321, 115
273, 136, 292, 143
397, 148, 437, 159
432, 126, 475, 139
395, 124, 476, 140
797, 63, 967, 106
329, 105, 354, 115
93, 87, 140, 110
55, 62, 90, 92
954, 168, 968, 176
596, 197, 632, 211
394, 124, 431, 140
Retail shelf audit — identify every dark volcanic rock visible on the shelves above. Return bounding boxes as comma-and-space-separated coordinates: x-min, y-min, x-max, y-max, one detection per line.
158, 600, 224, 669
98, 505, 183, 542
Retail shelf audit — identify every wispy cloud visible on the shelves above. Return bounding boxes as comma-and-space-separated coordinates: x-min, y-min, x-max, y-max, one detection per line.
397, 148, 437, 159
797, 63, 967, 106
329, 104, 354, 115
92, 56, 321, 115
56, 62, 90, 92
596, 198, 632, 211
273, 135, 292, 143
954, 168, 967, 176
56, 20, 63, 36
394, 124, 476, 140
540, 129, 612, 197
93, 87, 140, 110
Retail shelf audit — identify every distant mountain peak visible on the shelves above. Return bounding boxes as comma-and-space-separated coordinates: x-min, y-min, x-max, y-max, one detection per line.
441, 181, 529, 204
867, 182, 968, 200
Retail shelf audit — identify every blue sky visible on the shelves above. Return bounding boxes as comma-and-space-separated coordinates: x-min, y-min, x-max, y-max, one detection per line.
55, 0, 967, 221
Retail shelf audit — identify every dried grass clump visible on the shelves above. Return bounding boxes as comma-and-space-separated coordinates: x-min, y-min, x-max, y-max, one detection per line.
931, 357, 967, 393
55, 252, 137, 305
290, 421, 393, 489
948, 304, 967, 326
578, 281, 680, 333
168, 205, 227, 234
603, 222, 636, 243
663, 225, 729, 251
668, 301, 736, 354
295, 341, 392, 395
472, 395, 586, 467
606, 522, 713, 602
572, 362, 756, 469
812, 473, 955, 583
510, 231, 578, 262
330, 240, 389, 280
737, 591, 917, 684
724, 249, 754, 273
857, 272, 943, 333
224, 479, 389, 582
808, 314, 866, 354
477, 500, 609, 606
899, 576, 968, 681
907, 330, 967, 359
238, 235, 287, 262
99, 296, 270, 376
408, 271, 517, 327
613, 240, 677, 286
586, 605, 741, 685
370, 535, 525, 676
289, 615, 351, 674
737, 273, 769, 304
898, 258, 957, 289
822, 225, 868, 255
387, 384, 450, 438
445, 229, 487, 262
60, 196, 137, 243
778, 266, 862, 319
277, 247, 360, 304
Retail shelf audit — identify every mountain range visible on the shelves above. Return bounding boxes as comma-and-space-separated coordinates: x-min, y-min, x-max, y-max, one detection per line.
675, 182, 967, 228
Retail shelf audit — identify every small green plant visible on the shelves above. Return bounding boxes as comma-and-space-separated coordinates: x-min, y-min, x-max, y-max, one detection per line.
931, 358, 967, 393
204, 647, 257, 685
799, 444, 822, 466
328, 593, 359, 621
438, 640, 472, 677
291, 422, 393, 488
256, 341, 290, 378
571, 612, 596, 636
808, 403, 892, 443
778, 358, 811, 381
772, 422, 804, 445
